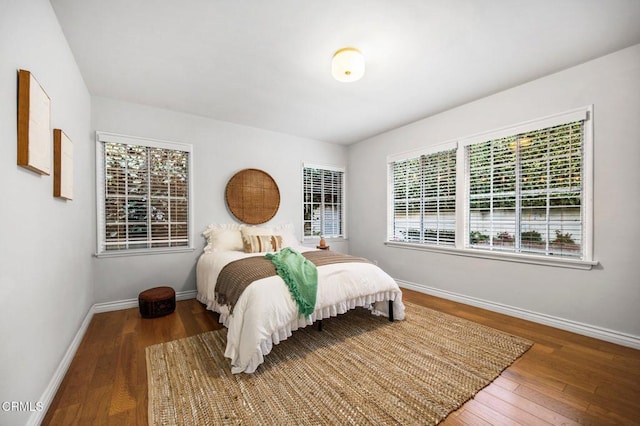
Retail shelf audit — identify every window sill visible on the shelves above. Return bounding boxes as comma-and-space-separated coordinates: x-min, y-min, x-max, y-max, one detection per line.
384, 241, 597, 270
94, 246, 196, 258
303, 237, 348, 243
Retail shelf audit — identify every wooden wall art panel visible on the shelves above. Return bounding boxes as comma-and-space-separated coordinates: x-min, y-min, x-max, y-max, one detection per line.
225, 168, 280, 224
17, 69, 51, 175
53, 129, 73, 200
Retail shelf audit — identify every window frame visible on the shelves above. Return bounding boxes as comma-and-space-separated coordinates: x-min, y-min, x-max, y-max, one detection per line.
95, 131, 195, 257
386, 106, 596, 270
302, 163, 347, 242
387, 140, 458, 246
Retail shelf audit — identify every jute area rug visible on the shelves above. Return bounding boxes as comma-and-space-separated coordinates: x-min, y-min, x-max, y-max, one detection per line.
146, 302, 532, 425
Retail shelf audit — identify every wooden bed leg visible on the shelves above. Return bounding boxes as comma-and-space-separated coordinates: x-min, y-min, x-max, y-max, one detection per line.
317, 319, 323, 331
388, 300, 394, 322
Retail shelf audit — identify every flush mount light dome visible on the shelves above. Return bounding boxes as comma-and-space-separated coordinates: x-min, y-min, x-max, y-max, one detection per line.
331, 47, 365, 82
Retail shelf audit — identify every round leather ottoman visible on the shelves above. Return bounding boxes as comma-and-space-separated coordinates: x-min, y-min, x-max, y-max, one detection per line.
138, 286, 176, 318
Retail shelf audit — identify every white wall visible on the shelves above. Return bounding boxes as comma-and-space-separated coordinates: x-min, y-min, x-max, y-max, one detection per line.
0, 1, 93, 424
348, 44, 640, 341
91, 97, 348, 303
1, 3, 635, 421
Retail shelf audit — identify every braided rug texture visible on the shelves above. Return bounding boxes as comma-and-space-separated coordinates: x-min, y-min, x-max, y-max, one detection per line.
146, 302, 532, 425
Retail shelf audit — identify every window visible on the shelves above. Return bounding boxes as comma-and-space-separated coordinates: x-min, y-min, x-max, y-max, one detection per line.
387, 106, 594, 268
303, 164, 345, 239
466, 121, 583, 258
389, 144, 456, 246
96, 132, 193, 255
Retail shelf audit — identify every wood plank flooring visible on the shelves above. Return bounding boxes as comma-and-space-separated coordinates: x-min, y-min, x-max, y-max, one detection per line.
43, 289, 640, 425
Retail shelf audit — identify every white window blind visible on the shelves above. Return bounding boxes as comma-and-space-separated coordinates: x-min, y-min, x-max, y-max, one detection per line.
466, 121, 584, 258
390, 147, 456, 246
96, 133, 193, 255
303, 164, 345, 238
386, 106, 594, 268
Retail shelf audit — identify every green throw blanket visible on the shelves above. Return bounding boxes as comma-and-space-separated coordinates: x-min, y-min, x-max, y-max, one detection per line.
265, 247, 318, 317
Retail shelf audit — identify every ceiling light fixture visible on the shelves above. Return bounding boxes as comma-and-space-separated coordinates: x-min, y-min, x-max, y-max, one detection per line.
331, 47, 365, 82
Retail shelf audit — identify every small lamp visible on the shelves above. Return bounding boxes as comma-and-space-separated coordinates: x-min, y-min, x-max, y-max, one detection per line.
331, 47, 365, 82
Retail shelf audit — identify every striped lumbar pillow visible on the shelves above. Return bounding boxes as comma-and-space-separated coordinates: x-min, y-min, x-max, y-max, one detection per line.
242, 234, 284, 253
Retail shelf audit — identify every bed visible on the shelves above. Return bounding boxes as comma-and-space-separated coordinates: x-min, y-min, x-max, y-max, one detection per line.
196, 223, 405, 374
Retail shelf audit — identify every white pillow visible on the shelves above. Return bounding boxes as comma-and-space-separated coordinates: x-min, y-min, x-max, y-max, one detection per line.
241, 226, 274, 236
203, 224, 244, 252
272, 222, 300, 247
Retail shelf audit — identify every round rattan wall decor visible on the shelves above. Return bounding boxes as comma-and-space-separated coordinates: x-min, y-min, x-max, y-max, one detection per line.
225, 168, 280, 224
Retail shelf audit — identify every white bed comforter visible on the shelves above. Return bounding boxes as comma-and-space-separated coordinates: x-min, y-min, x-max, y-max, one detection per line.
196, 246, 405, 374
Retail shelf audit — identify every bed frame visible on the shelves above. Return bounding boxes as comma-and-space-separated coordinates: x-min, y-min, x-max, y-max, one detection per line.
316, 300, 394, 331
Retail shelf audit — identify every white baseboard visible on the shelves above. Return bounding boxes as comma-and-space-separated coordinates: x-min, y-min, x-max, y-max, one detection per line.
29, 304, 96, 426
29, 289, 198, 425
398, 279, 640, 350
93, 289, 197, 313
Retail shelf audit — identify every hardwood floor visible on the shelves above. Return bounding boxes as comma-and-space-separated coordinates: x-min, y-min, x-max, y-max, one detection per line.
43, 289, 640, 425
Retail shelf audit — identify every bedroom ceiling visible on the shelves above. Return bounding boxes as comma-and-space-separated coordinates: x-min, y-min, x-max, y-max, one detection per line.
49, 0, 640, 145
